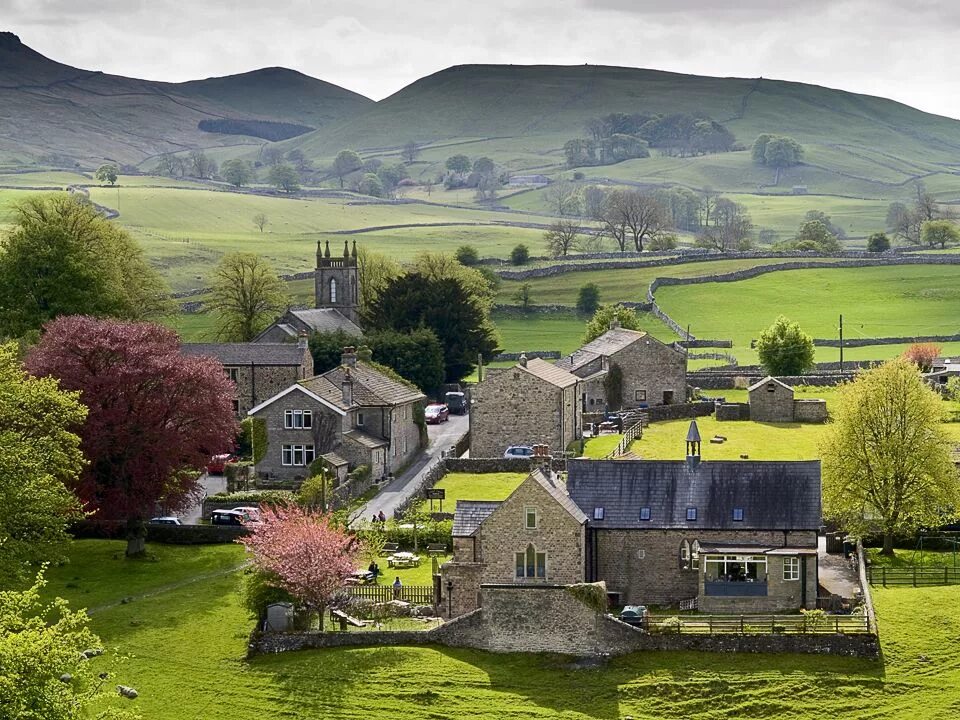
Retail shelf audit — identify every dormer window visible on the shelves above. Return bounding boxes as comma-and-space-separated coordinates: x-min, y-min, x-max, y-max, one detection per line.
639, 507, 651, 521
686, 507, 697, 521
593, 507, 605, 520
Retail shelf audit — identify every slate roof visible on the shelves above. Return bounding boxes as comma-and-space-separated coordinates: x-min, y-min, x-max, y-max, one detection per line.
289, 309, 362, 336
181, 343, 306, 366
521, 358, 580, 388
529, 469, 589, 525
555, 328, 648, 372
748, 376, 794, 393
343, 430, 388, 449
299, 361, 424, 410
453, 500, 502, 537
565, 459, 821, 530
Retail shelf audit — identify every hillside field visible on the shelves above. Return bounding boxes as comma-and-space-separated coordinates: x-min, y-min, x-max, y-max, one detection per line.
31, 539, 960, 719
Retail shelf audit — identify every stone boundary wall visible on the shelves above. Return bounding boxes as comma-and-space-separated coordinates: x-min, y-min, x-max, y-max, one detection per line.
814, 333, 960, 347
794, 399, 829, 423
682, 339, 734, 349
445, 457, 553, 473
493, 350, 561, 361
645, 401, 716, 423
716, 403, 751, 421
689, 352, 739, 365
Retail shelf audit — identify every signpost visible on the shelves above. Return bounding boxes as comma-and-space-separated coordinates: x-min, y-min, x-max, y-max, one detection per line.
426, 488, 445, 512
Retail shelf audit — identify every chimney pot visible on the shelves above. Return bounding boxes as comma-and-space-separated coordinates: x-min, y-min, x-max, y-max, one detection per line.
519, 352, 528, 367
297, 331, 308, 351
341, 346, 357, 368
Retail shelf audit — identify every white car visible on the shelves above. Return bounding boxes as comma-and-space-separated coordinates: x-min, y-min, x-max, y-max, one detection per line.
504, 445, 534, 459
148, 516, 181, 526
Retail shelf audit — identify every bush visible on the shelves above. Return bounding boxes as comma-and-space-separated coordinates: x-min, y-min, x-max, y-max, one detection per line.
576, 283, 601, 315
866, 232, 891, 253
383, 519, 453, 548
241, 417, 268, 464
455, 245, 479, 266
647, 234, 678, 251
240, 567, 295, 620
207, 490, 295, 505
510, 244, 530, 266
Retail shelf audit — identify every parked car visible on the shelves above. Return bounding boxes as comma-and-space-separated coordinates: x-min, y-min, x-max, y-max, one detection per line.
444, 391, 468, 415
425, 403, 450, 424
206, 453, 237, 475
618, 605, 649, 627
504, 445, 534, 459
210, 509, 246, 526
232, 506, 260, 523
148, 516, 181, 526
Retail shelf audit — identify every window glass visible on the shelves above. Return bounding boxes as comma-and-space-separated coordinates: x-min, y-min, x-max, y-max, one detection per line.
303, 410, 313, 428
593, 507, 604, 520
293, 446, 304, 466
639, 507, 651, 521
515, 553, 524, 578
691, 541, 700, 570
686, 507, 697, 521
783, 556, 800, 581
281, 446, 292, 466
525, 507, 537, 529
330, 278, 337, 303
732, 508, 744, 521
536, 553, 546, 578
635, 389, 646, 401
305, 446, 315, 465
284, 410, 293, 429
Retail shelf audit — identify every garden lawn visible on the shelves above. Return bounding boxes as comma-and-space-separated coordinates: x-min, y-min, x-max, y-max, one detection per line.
422, 472, 527, 508
579, 434, 624, 459
866, 548, 960, 568
33, 539, 960, 718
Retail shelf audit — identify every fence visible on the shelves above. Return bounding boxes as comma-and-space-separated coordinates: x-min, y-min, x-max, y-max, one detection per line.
647, 613, 871, 635
342, 584, 435, 606
866, 565, 960, 587
606, 421, 643, 458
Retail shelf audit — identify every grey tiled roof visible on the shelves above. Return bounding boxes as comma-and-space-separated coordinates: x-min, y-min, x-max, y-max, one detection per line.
530, 469, 589, 525
453, 500, 502, 537
566, 459, 821, 530
522, 358, 580, 388
556, 328, 647, 372
748, 376, 794, 393
181, 343, 306, 366
343, 430, 388, 449
289, 309, 362, 336
300, 361, 424, 410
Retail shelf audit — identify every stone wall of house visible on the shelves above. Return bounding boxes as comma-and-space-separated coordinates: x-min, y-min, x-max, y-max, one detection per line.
698, 553, 818, 613
610, 339, 688, 409
591, 528, 817, 607
389, 401, 425, 474
251, 392, 344, 483
793, 399, 828, 423
230, 364, 306, 418
748, 381, 795, 422
439, 562, 484, 618
474, 476, 585, 586
470, 367, 579, 457
716, 403, 751, 421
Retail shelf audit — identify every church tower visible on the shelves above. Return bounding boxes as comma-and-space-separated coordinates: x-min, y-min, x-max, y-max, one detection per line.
315, 239, 360, 325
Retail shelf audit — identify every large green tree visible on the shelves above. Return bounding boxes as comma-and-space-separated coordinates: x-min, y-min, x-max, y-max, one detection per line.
0, 194, 170, 338
0, 343, 86, 584
209, 252, 288, 341
367, 273, 499, 382
332, 149, 363, 188
583, 304, 644, 344
821, 358, 960, 554
94, 163, 118, 185
222, 158, 255, 188
920, 219, 960, 249
368, 328, 445, 393
267, 163, 300, 193
756, 315, 815, 376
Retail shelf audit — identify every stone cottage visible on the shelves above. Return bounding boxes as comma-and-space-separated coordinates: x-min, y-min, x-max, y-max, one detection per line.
181, 336, 313, 419
555, 324, 687, 412
748, 376, 796, 422
442, 458, 588, 617
469, 356, 582, 458
248, 347, 425, 484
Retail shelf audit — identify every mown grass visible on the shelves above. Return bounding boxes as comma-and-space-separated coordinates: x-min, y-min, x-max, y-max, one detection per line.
33, 539, 960, 718
866, 548, 960, 568
423, 472, 527, 507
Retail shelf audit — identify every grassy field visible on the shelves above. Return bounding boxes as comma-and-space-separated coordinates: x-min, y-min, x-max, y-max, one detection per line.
416, 472, 527, 511
29, 539, 960, 718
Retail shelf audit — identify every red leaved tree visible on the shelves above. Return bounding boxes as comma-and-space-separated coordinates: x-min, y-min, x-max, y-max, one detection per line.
903, 343, 942, 373
26, 316, 237, 556
240, 505, 358, 629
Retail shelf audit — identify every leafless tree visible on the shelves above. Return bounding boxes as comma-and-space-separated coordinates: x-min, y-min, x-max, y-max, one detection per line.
543, 219, 583, 257
401, 141, 419, 164
253, 213, 268, 233
188, 150, 217, 179
543, 180, 581, 216
600, 189, 670, 252
695, 198, 754, 251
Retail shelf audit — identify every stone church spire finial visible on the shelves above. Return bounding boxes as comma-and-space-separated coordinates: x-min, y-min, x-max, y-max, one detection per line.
352, 239, 358, 258
343, 240, 350, 258
324, 240, 331, 258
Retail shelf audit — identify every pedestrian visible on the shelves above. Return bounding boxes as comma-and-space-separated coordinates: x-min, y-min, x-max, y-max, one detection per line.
371, 513, 377, 525
392, 576, 402, 600
378, 510, 386, 524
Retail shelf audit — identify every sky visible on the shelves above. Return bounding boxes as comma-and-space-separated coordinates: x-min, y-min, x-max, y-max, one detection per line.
4, 0, 960, 118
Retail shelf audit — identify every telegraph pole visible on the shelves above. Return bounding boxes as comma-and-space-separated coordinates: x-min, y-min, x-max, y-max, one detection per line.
839, 314, 844, 374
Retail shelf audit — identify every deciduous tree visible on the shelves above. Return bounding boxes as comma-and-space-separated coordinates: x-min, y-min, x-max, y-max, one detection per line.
902, 342, 942, 373
513, 283, 533, 311
445, 154, 471, 175
755, 315, 815, 376
239, 505, 359, 629
188, 150, 217, 179
401, 141, 419, 164
253, 212, 269, 233
356, 246, 402, 318
920, 219, 960, 249
455, 245, 479, 266
599, 189, 670, 252
695, 197, 753, 251
510, 244, 530, 265
267, 163, 300, 193
576, 283, 600, 315
209, 252, 288, 341
222, 158, 255, 188
332, 149, 363, 188
543, 219, 582, 257
26, 317, 238, 556
821, 358, 960, 555
866, 232, 890, 252
583, 304, 644, 343
94, 163, 118, 185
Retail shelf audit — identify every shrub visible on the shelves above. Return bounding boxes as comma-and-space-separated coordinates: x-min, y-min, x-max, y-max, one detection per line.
240, 567, 295, 620
242, 417, 268, 464
510, 244, 530, 266
576, 283, 601, 315
647, 234, 678, 251
866, 232, 891, 252
207, 489, 295, 505
383, 519, 453, 548
455, 245, 479, 266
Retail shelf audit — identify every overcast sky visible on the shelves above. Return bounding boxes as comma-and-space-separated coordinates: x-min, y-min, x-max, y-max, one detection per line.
5, 0, 960, 118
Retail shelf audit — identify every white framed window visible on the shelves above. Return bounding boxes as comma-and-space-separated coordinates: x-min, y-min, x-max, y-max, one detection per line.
284, 409, 313, 429
330, 278, 337, 303
593, 507, 604, 520
281, 444, 315, 467
686, 507, 697, 521
515, 544, 546, 579
732, 507, 744, 522
691, 540, 700, 570
525, 507, 538, 529
225, 367, 239, 383
635, 389, 646, 401
639, 507, 651, 521
783, 556, 801, 581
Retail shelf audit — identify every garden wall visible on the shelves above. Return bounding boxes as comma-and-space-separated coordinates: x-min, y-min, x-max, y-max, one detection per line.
716, 403, 751, 421
645, 401, 716, 422
794, 399, 828, 423
814, 332, 960, 347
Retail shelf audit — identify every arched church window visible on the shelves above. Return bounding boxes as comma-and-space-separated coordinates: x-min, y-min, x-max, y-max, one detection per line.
330, 278, 337, 303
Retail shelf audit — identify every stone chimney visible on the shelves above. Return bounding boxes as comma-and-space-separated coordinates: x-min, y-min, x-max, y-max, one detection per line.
518, 352, 528, 367
609, 318, 621, 331
531, 444, 553, 478
685, 420, 701, 469
297, 331, 308, 351
341, 367, 353, 406
341, 346, 357, 368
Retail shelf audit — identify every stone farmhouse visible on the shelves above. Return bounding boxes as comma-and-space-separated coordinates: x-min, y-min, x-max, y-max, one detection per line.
444, 434, 821, 616
248, 347, 425, 484
181, 337, 313, 419
470, 356, 581, 458
925, 356, 960, 388
555, 324, 688, 412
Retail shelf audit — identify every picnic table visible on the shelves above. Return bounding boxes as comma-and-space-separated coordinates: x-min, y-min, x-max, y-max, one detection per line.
387, 552, 421, 568
345, 569, 375, 585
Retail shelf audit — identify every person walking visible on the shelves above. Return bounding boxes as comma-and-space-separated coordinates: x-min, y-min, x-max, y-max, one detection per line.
378, 510, 386, 524
392, 576, 403, 600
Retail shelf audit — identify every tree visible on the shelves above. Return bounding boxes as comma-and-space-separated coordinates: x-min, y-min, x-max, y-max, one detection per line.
599, 189, 670, 252
804, 210, 846, 239
455, 245, 480, 266
376, 163, 409, 195
309, 329, 366, 374
411, 252, 497, 311
332, 149, 363, 188
0, 343, 85, 584
209, 252, 288, 341
513, 283, 533, 311
921, 219, 960, 249
26, 317, 237, 556
563, 138, 597, 167
510, 244, 530, 265
774, 220, 842, 253
751, 134, 773, 164
188, 150, 217, 179
239, 505, 358, 630
543, 180, 580, 216
648, 234, 678, 251
695, 197, 753, 251
902, 343, 942, 373
445, 154, 471, 175
543, 219, 582, 258
401, 141, 419, 164
866, 232, 890, 252
368, 328, 445, 393
0, 573, 137, 719
261, 146, 284, 166
267, 163, 300, 193
155, 153, 185, 178
286, 148, 312, 172
94, 163, 118, 185
366, 273, 500, 382
222, 158, 255, 188
472, 157, 495, 174
253, 212, 269, 233
0, 194, 170, 337
755, 316, 815, 376
358, 172, 384, 197
356, 246, 402, 318
583, 304, 644, 343
821, 358, 960, 555
752, 135, 804, 167
576, 283, 600, 315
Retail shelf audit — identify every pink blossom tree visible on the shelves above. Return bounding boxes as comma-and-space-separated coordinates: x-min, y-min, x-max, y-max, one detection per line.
240, 505, 359, 629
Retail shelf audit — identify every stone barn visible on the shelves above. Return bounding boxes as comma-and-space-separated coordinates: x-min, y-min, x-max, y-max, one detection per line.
748, 376, 795, 422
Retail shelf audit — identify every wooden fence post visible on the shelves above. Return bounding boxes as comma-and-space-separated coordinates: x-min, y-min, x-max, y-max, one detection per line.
882, 567, 886, 587
740, 616, 744, 634
913, 566, 917, 587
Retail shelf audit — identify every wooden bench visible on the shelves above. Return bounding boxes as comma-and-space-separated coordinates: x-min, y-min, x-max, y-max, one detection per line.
380, 542, 399, 556
330, 608, 367, 630
426, 543, 447, 555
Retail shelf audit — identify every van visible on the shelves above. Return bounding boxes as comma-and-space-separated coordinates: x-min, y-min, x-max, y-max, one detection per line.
444, 391, 468, 415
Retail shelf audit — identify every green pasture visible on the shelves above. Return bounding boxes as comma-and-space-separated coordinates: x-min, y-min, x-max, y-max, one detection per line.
29, 539, 960, 718
414, 472, 527, 515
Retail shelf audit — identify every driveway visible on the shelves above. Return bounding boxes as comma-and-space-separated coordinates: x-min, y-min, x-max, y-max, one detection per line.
817, 535, 861, 599
349, 412, 469, 526
181, 472, 227, 525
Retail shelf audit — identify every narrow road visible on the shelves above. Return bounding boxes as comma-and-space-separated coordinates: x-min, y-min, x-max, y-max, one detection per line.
182, 472, 227, 525
350, 413, 469, 526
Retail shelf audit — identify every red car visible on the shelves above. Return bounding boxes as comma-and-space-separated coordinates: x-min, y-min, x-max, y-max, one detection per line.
424, 403, 450, 424
205, 453, 237, 474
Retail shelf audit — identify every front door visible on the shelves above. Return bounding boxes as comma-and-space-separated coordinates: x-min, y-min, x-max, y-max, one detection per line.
662, 390, 674, 405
